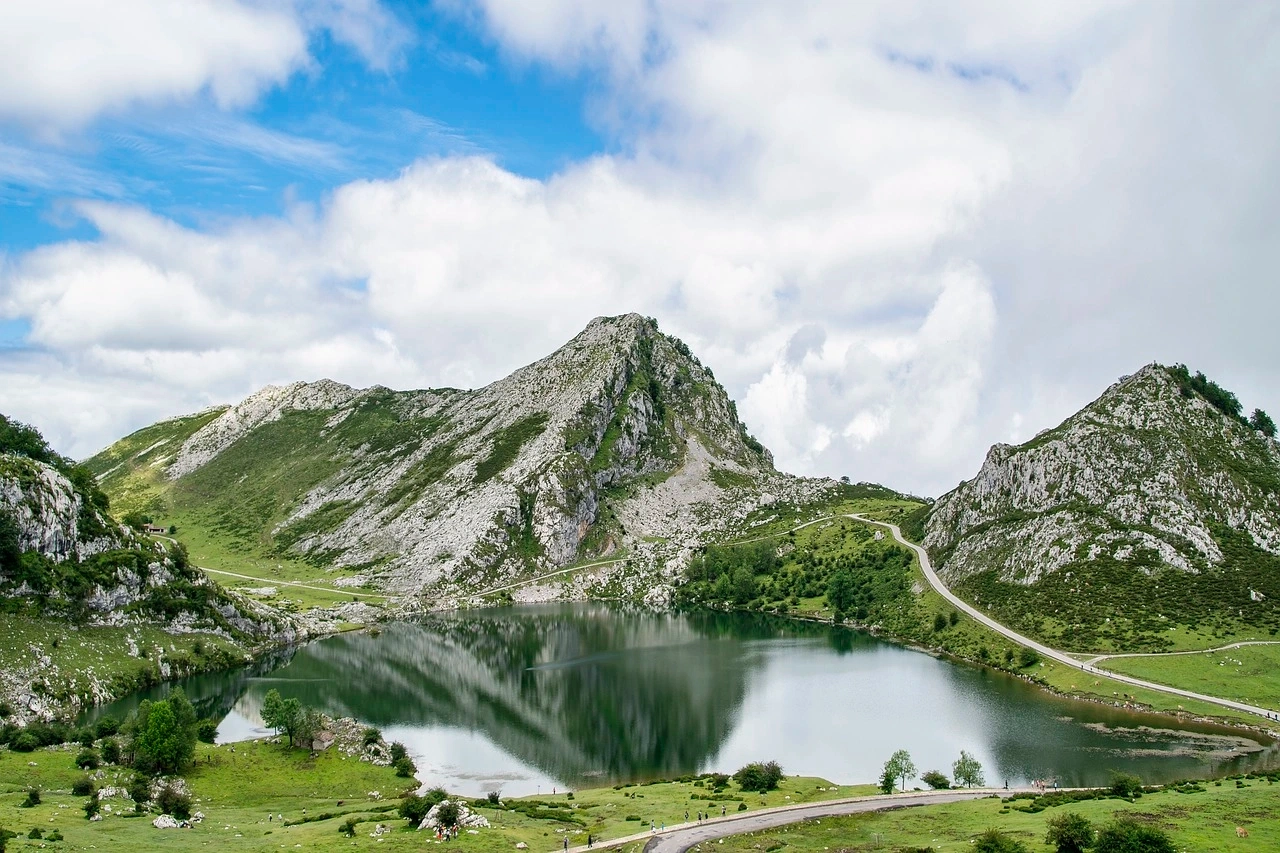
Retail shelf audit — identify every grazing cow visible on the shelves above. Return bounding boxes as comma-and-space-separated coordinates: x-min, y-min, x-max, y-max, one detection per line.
1236, 826, 1249, 838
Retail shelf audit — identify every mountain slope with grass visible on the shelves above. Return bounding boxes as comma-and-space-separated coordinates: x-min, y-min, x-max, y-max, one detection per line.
920, 363, 1280, 652
89, 315, 834, 603
0, 414, 292, 721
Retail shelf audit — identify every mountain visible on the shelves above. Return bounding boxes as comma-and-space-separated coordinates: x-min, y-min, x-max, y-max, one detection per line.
919, 363, 1280, 651
89, 315, 832, 601
0, 414, 286, 634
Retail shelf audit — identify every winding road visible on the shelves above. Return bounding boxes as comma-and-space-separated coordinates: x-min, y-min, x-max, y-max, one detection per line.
848, 514, 1279, 721
563, 788, 1025, 853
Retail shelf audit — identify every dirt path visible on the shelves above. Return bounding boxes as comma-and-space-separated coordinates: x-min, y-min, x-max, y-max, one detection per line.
197, 566, 383, 599
1082, 640, 1280, 667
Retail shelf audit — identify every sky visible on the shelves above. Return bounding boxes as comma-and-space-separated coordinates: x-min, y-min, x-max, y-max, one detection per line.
1, 0, 1278, 498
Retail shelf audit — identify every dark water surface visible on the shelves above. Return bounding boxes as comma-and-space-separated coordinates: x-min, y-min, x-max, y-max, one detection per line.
87, 605, 1278, 796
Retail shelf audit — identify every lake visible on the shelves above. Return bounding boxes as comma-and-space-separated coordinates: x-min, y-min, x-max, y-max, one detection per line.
87, 604, 1279, 796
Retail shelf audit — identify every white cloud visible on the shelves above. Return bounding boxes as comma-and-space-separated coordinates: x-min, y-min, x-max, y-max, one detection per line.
0, 0, 403, 130
3, 0, 1279, 497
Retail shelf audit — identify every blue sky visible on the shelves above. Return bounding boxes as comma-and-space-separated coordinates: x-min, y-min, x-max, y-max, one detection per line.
0, 2, 603, 254
1, 1, 1277, 496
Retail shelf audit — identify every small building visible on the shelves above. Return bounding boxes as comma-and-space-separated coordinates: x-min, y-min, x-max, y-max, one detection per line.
143, 524, 168, 536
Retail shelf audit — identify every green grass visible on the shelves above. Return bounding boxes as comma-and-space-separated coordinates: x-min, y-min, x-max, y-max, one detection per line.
0, 739, 866, 853
0, 615, 249, 711
705, 779, 1280, 853
1103, 644, 1280, 712
475, 413, 549, 483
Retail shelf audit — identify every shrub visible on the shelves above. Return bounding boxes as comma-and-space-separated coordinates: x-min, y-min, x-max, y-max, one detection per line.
10, 732, 38, 752
362, 727, 382, 747
127, 775, 151, 809
75, 748, 100, 770
435, 801, 460, 827
156, 785, 192, 819
393, 756, 417, 778
1093, 817, 1175, 853
71, 778, 96, 797
973, 828, 1030, 853
46, 830, 63, 841
878, 768, 895, 794
340, 817, 358, 837
1018, 648, 1041, 668
487, 791, 501, 806
0, 701, 12, 717
1109, 772, 1143, 799
78, 729, 96, 748
921, 770, 950, 790
737, 802, 747, 811
100, 738, 121, 764
196, 719, 218, 744
389, 741, 408, 762
20, 788, 40, 808
733, 761, 784, 792
1045, 812, 1093, 853
84, 797, 100, 820
27, 828, 42, 840
423, 787, 447, 806
398, 795, 431, 825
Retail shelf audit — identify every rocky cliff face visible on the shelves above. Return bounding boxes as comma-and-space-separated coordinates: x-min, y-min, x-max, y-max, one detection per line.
1, 416, 287, 638
91, 315, 832, 599
921, 364, 1280, 648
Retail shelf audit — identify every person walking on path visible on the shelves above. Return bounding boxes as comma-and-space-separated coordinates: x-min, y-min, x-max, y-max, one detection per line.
563, 836, 568, 852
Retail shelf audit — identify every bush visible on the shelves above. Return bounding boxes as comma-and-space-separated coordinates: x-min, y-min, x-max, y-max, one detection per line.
100, 738, 121, 765
27, 828, 42, 840
72, 778, 96, 797
1018, 648, 1041, 668
423, 787, 448, 806
733, 761, 784, 792
435, 801, 461, 827
398, 795, 431, 825
389, 741, 408, 762
1045, 812, 1093, 853
737, 802, 747, 811
10, 732, 38, 752
487, 790, 501, 806
394, 756, 417, 778
46, 830, 63, 841
196, 719, 218, 744
921, 770, 950, 790
1093, 817, 1175, 853
878, 768, 895, 794
78, 729, 96, 748
1109, 772, 1143, 799
973, 828, 1029, 853
362, 727, 382, 747
0, 701, 12, 717
156, 785, 192, 819
20, 788, 40, 808
75, 748, 100, 770
340, 817, 358, 837
127, 776, 151, 810
83, 798, 99, 820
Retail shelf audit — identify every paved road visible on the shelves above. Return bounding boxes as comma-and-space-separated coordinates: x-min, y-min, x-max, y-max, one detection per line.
1083, 640, 1280, 667
563, 789, 1018, 853
849, 515, 1278, 721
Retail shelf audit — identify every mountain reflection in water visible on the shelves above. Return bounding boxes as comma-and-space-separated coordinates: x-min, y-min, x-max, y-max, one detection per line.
86, 604, 1279, 796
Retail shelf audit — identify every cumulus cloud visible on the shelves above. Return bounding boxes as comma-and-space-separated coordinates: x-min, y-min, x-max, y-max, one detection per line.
2, 0, 1278, 497
0, 0, 404, 130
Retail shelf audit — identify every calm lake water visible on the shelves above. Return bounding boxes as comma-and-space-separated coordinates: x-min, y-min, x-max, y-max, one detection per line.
87, 604, 1278, 796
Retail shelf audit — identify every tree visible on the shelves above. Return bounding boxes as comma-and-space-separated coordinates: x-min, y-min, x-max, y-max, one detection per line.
1045, 812, 1094, 853
952, 751, 985, 788
1251, 408, 1277, 438
878, 767, 896, 794
435, 801, 461, 827
921, 770, 950, 790
1108, 771, 1142, 799
131, 692, 197, 776
261, 689, 319, 748
196, 719, 218, 744
1093, 817, 1174, 853
974, 828, 1030, 853
827, 569, 856, 617
733, 761, 784, 792
883, 749, 916, 792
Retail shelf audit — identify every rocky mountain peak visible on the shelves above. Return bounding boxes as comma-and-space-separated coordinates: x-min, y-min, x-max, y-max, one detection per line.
90, 316, 815, 601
